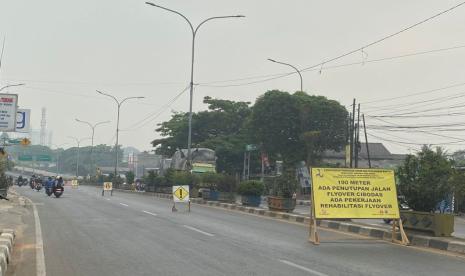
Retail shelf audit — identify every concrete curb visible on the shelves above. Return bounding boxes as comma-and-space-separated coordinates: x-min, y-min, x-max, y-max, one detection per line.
0, 229, 15, 276
116, 189, 465, 255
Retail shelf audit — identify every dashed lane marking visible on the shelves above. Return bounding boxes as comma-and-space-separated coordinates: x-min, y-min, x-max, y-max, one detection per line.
182, 225, 214, 237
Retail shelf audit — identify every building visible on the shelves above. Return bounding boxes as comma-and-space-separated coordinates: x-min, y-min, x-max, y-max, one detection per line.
132, 152, 163, 178
322, 143, 406, 169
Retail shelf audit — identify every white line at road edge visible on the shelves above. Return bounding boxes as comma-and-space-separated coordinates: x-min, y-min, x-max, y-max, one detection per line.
26, 197, 47, 276
142, 210, 158, 216
279, 260, 328, 276
105, 198, 110, 201
119, 203, 129, 207
182, 225, 214, 237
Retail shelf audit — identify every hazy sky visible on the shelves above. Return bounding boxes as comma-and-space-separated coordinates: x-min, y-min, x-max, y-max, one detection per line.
1, 0, 465, 154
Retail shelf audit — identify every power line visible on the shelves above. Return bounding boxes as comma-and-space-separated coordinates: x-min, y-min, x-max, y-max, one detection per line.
121, 84, 190, 131
199, 2, 465, 88
361, 81, 465, 106
369, 111, 465, 118
364, 89, 465, 113
199, 44, 465, 87
367, 116, 465, 142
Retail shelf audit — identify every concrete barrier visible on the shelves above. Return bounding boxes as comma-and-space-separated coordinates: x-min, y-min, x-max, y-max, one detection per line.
0, 229, 15, 276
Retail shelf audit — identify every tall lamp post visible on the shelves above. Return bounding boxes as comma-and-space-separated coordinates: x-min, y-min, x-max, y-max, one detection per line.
75, 118, 110, 175
145, 2, 244, 168
52, 143, 68, 176
96, 90, 144, 180
68, 136, 90, 177
0, 83, 25, 92
268, 58, 303, 92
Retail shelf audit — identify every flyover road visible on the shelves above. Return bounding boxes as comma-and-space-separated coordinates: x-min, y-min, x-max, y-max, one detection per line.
16, 185, 465, 276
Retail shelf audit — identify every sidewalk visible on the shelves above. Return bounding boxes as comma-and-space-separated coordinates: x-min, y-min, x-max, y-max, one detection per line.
0, 187, 35, 276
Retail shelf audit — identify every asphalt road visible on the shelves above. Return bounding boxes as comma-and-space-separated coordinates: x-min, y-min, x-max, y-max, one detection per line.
16, 185, 465, 276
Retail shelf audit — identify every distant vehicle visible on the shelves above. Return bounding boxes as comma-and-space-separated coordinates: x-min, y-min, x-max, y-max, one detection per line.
170, 148, 216, 173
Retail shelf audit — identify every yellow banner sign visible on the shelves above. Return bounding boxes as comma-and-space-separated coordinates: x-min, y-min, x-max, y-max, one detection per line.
311, 168, 400, 219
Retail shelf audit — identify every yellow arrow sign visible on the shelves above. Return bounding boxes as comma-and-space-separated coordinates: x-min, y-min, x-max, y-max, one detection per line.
173, 186, 189, 201
20, 138, 31, 146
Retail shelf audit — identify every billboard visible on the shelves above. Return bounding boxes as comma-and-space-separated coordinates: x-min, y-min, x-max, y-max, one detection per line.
311, 168, 400, 219
16, 108, 31, 133
0, 94, 18, 131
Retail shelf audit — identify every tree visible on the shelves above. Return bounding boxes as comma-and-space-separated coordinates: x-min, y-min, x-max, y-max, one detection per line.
249, 90, 348, 167
397, 146, 453, 212
152, 96, 252, 174
249, 90, 303, 167
125, 171, 135, 184
449, 169, 465, 213
293, 92, 348, 164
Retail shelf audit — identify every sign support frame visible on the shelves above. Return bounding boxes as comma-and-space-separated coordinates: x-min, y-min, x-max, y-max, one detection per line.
308, 167, 410, 246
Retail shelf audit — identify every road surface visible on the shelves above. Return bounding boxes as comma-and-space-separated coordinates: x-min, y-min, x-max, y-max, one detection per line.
15, 185, 465, 276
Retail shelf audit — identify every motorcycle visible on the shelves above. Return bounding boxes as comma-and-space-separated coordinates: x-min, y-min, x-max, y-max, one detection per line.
53, 185, 64, 198
45, 186, 53, 196
35, 181, 43, 191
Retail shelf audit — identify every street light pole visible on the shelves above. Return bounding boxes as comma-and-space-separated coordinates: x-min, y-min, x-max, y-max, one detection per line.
0, 83, 25, 92
96, 90, 144, 180
75, 119, 110, 175
145, 2, 244, 169
68, 137, 90, 177
52, 143, 68, 176
268, 58, 303, 92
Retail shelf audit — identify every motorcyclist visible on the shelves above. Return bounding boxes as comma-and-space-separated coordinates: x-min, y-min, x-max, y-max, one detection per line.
55, 176, 64, 189
45, 177, 54, 191
17, 175, 23, 185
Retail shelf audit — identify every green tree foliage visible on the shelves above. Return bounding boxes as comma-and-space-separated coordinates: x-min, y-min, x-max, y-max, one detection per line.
448, 168, 465, 213
249, 90, 348, 167
58, 145, 122, 176
237, 180, 264, 196
152, 97, 252, 174
125, 171, 135, 184
396, 146, 453, 212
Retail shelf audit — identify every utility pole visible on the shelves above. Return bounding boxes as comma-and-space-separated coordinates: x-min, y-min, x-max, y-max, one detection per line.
362, 114, 371, 168
355, 103, 361, 168
267, 58, 303, 91
75, 119, 110, 176
96, 90, 144, 182
68, 137, 90, 177
145, 2, 244, 170
350, 99, 356, 168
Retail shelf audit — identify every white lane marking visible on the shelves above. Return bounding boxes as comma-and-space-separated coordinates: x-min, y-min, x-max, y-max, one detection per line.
119, 203, 129, 207
182, 225, 214, 237
279, 260, 328, 276
25, 197, 47, 276
106, 198, 110, 201
142, 210, 158, 216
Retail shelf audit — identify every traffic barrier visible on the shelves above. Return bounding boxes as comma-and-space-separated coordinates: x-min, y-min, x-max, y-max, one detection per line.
0, 229, 15, 276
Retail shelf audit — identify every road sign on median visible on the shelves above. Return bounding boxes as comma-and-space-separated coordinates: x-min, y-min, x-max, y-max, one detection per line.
173, 185, 189, 203
103, 182, 113, 191
311, 168, 399, 219
308, 168, 409, 245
